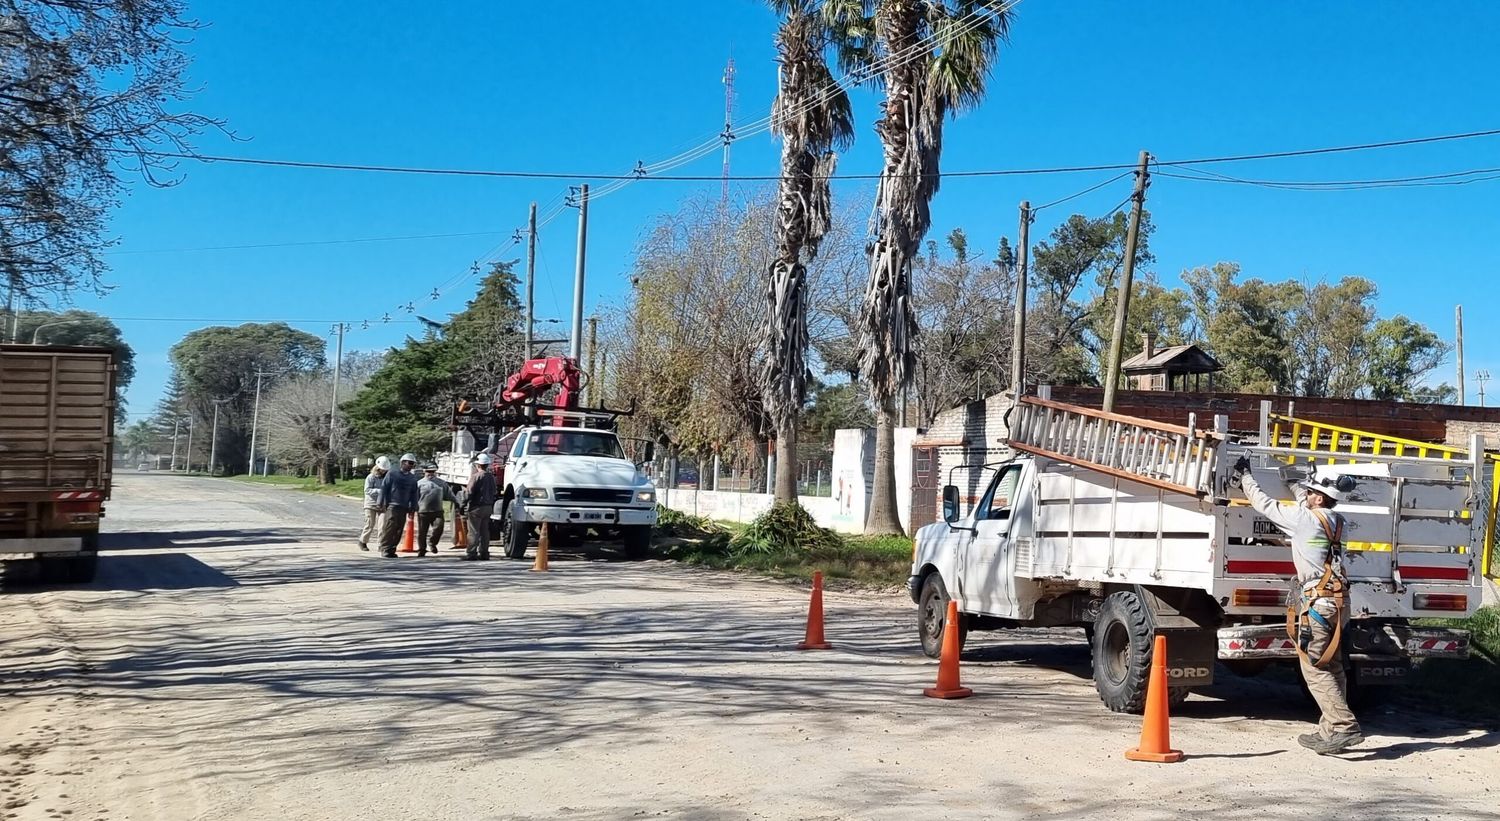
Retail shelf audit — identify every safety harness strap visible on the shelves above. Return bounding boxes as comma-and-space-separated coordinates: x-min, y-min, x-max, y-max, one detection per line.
1286, 509, 1347, 669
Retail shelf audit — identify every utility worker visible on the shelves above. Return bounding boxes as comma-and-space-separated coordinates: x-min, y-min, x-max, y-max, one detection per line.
463, 452, 498, 561
416, 464, 457, 557
358, 456, 391, 551
1235, 456, 1362, 755
377, 453, 421, 558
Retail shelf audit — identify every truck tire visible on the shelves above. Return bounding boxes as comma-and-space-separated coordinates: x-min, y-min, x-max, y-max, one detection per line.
917, 573, 966, 659
621, 525, 652, 559
504, 516, 530, 560
1091, 591, 1189, 713
65, 553, 98, 584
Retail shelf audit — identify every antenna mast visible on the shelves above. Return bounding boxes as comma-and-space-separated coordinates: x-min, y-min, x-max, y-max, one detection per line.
721, 55, 736, 206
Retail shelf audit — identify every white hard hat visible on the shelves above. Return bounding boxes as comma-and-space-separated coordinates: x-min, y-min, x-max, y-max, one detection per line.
400, 453, 418, 464
374, 456, 392, 471
1300, 474, 1353, 504
475, 452, 493, 466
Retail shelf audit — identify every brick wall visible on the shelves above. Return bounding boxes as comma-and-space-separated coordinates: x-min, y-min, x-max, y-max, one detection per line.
1445, 420, 1500, 450
916, 392, 1015, 518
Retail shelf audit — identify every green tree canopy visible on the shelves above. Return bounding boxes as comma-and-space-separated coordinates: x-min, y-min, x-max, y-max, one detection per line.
10, 309, 136, 421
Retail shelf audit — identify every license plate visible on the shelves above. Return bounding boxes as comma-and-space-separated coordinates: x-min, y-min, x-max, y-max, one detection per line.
581, 512, 604, 521
1252, 519, 1282, 537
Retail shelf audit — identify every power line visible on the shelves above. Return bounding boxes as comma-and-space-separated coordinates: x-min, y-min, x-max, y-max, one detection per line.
1155, 163, 1500, 191
133, 126, 1500, 183
1031, 171, 1133, 211
105, 229, 510, 255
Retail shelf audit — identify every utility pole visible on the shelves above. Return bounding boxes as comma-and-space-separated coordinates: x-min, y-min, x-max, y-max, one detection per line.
5, 273, 18, 343
249, 370, 279, 478
170, 419, 181, 472
184, 416, 194, 472
328, 323, 347, 478
586, 315, 598, 405
570, 184, 589, 362
1456, 305, 1465, 404
1478, 370, 1492, 408
1101, 150, 1152, 413
208, 399, 231, 475
525, 201, 537, 360
1010, 200, 1032, 402
599, 348, 609, 405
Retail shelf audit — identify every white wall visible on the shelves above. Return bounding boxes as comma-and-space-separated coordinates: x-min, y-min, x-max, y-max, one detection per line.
663, 426, 918, 535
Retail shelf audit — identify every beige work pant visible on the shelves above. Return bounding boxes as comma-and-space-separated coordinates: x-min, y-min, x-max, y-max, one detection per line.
1299, 595, 1361, 737
360, 508, 384, 546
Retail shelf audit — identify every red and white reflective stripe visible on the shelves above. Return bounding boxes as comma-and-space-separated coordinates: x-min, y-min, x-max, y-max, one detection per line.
52, 490, 102, 501
1418, 639, 1463, 652
1225, 637, 1297, 651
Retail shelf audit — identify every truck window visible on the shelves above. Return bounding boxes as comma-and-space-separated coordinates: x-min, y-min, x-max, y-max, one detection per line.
979, 464, 1022, 521
526, 431, 625, 459
496, 431, 520, 462
510, 433, 527, 460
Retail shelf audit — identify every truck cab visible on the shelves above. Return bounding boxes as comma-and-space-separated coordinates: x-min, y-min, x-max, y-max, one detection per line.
438, 424, 657, 560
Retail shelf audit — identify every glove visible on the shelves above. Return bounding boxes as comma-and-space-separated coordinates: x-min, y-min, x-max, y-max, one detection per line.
1232, 455, 1251, 475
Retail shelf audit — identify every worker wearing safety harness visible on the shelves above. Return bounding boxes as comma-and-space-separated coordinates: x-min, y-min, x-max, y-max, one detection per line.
1235, 456, 1363, 755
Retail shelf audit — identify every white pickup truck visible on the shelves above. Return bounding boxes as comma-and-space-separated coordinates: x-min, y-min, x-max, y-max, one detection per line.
911, 397, 1484, 713
436, 423, 658, 560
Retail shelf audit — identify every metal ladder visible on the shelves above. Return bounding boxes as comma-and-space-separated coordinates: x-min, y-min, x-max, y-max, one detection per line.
1008, 396, 1226, 497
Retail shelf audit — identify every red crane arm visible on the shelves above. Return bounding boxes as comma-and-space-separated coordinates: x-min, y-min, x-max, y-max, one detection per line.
499, 356, 581, 409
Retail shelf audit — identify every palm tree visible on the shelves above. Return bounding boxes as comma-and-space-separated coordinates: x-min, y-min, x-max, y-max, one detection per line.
761, 0, 856, 503
833, 0, 1012, 534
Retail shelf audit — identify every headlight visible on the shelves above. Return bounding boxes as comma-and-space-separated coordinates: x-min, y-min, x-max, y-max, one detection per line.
523, 487, 549, 499
636, 490, 656, 504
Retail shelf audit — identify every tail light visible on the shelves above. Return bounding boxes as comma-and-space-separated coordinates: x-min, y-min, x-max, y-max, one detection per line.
1413, 593, 1468, 612
1232, 588, 1286, 607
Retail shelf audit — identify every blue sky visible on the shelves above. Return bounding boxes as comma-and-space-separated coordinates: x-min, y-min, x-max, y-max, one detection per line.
81, 0, 1500, 415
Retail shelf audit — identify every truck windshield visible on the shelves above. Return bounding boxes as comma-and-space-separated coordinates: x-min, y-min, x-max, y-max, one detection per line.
526, 431, 626, 459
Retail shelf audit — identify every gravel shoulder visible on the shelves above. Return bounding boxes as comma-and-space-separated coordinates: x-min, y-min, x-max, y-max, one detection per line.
0, 474, 1496, 821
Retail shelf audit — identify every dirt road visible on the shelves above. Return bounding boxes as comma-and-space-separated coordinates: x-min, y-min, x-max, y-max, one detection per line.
1, 475, 1496, 820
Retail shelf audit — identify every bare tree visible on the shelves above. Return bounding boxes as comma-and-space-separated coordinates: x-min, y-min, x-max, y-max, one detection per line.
265, 366, 375, 482
1, 0, 220, 306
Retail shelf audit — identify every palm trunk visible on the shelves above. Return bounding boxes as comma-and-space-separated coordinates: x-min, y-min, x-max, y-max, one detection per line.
774, 422, 798, 502
864, 401, 904, 535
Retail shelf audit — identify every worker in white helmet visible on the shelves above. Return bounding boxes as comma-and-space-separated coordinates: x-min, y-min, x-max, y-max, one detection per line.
1236, 457, 1361, 755
463, 452, 499, 561
358, 456, 392, 551
377, 453, 421, 557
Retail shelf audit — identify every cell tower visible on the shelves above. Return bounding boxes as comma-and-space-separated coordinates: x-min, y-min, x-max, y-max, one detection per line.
721, 55, 736, 206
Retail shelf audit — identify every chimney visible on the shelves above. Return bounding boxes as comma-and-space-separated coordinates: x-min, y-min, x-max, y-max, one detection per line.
1141, 331, 1157, 359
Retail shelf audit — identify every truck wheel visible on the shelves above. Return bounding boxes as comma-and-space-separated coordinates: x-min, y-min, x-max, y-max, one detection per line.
1091, 591, 1189, 713
65, 554, 98, 584
621, 525, 652, 559
917, 573, 966, 659
504, 516, 530, 560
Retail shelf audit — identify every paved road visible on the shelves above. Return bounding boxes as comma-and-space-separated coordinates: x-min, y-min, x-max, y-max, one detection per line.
0, 475, 1496, 820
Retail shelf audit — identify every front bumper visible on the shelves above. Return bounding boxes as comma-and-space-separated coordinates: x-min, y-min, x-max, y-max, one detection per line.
513, 503, 656, 527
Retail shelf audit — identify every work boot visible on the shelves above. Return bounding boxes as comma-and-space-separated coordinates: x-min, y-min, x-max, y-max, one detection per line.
358, 542, 369, 552
1299, 731, 1364, 754
478, 551, 491, 561
461, 552, 481, 562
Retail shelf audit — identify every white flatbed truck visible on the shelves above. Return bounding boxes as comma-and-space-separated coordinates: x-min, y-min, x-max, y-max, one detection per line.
911, 396, 1485, 712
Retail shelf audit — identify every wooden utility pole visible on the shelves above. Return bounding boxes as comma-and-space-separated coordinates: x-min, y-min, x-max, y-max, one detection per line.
586, 316, 598, 404
1101, 151, 1152, 413
569, 185, 589, 362
1456, 305, 1465, 405
1010, 200, 1031, 401
525, 202, 537, 360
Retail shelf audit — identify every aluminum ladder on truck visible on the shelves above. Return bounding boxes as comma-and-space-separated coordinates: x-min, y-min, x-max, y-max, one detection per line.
1008, 395, 1227, 497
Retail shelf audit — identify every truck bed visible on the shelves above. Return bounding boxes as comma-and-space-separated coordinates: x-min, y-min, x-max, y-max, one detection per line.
0, 345, 115, 501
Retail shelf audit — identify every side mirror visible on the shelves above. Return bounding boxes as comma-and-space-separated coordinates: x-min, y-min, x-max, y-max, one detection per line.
941, 485, 960, 523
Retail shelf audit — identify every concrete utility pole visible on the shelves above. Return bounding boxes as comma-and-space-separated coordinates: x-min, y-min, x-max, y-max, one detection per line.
169, 419, 181, 472
586, 316, 598, 405
1478, 370, 1491, 408
249, 370, 280, 478
570, 184, 589, 362
1456, 305, 1465, 405
526, 201, 537, 361
328, 324, 347, 472
1102, 150, 1152, 413
184, 416, 194, 472
208, 399, 232, 475
1010, 200, 1032, 402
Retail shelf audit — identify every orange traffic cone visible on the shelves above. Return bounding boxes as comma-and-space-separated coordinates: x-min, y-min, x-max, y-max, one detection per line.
924, 599, 973, 699
1125, 634, 1184, 763
530, 522, 550, 572
453, 513, 468, 550
796, 571, 833, 650
400, 512, 416, 554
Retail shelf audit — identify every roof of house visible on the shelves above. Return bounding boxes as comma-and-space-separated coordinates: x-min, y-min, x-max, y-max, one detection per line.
1121, 343, 1223, 372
